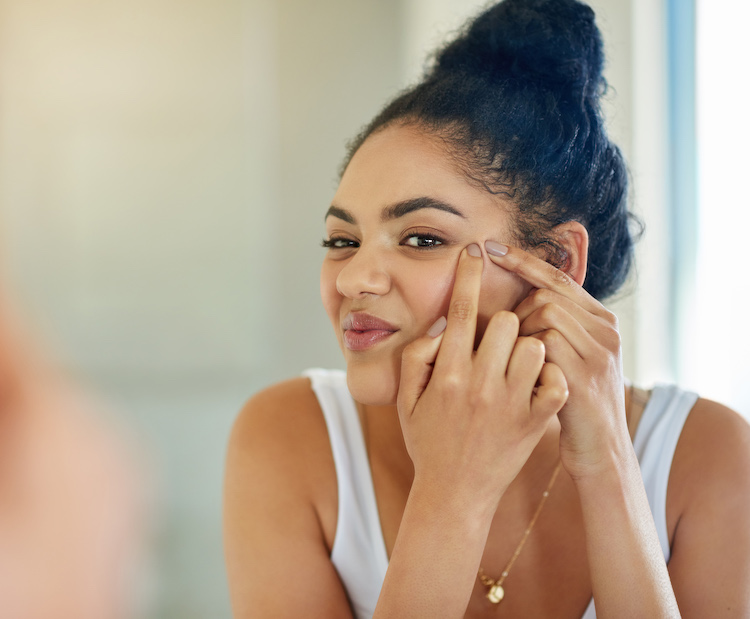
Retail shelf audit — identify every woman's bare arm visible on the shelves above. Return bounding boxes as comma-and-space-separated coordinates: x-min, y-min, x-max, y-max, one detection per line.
573, 398, 750, 618
490, 242, 750, 617
491, 241, 681, 617
572, 438, 681, 617
223, 379, 353, 618
667, 398, 750, 617
372, 246, 567, 617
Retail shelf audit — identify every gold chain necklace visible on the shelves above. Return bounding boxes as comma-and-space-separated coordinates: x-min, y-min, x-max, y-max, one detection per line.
477, 461, 562, 605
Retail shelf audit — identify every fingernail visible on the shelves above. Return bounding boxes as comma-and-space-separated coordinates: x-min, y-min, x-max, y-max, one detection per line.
427, 316, 447, 338
466, 243, 481, 257
485, 241, 508, 257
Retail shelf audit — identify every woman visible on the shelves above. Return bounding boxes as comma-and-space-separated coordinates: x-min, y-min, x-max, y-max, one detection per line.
223, 0, 750, 616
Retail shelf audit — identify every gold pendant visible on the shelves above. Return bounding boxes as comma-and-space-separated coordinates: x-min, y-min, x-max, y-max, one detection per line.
487, 583, 505, 604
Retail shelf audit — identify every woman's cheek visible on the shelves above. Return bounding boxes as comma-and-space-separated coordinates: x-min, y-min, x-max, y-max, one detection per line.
320, 261, 343, 332
476, 260, 531, 342
407, 261, 457, 330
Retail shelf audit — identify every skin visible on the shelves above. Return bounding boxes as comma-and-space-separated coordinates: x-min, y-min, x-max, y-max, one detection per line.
320, 125, 544, 407
224, 124, 750, 618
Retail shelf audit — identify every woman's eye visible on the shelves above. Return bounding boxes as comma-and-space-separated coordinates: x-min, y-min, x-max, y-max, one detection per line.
403, 234, 444, 248
321, 237, 358, 249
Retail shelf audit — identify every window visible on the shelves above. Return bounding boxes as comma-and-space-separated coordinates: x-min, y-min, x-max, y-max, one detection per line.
679, 0, 750, 416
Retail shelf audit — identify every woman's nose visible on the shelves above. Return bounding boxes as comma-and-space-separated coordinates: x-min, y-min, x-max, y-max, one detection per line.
335, 247, 392, 299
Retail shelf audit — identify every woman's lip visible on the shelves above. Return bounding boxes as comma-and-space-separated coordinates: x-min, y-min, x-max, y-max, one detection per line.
342, 312, 398, 332
343, 328, 396, 351
342, 312, 398, 351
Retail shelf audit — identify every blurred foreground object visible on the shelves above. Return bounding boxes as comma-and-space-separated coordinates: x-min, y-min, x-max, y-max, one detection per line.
0, 290, 147, 619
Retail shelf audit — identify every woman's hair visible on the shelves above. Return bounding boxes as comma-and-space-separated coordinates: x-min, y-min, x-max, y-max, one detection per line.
343, 0, 638, 300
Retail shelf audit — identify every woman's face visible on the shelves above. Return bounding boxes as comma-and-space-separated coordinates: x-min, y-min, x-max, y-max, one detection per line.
321, 124, 531, 406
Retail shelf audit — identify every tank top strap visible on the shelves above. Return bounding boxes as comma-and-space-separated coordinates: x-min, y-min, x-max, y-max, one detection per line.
303, 369, 388, 618
306, 371, 697, 619
632, 383, 699, 560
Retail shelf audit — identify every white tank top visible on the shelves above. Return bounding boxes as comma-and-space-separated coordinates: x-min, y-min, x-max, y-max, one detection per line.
304, 368, 699, 619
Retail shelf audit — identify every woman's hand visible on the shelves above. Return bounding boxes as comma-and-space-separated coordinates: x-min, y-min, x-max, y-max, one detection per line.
397, 244, 568, 511
484, 241, 630, 480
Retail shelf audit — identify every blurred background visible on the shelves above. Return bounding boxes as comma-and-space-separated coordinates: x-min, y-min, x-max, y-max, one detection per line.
0, 0, 745, 616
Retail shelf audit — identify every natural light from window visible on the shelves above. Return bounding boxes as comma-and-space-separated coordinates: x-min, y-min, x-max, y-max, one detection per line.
685, 0, 750, 416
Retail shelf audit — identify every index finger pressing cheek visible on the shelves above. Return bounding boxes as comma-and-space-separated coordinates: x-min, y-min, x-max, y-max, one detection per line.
433, 243, 484, 369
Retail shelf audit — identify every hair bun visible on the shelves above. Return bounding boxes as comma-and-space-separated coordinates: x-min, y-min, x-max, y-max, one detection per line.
344, 0, 635, 301
434, 0, 604, 102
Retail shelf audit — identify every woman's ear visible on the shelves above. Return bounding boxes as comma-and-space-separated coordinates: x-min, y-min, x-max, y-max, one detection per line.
553, 221, 588, 286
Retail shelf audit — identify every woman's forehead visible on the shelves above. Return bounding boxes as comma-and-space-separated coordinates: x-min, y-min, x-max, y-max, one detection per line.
342, 126, 457, 182
333, 125, 513, 221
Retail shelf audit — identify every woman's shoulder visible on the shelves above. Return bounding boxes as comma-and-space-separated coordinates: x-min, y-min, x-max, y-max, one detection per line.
664, 394, 750, 610
229, 374, 331, 456
225, 373, 340, 535
638, 384, 749, 456
670, 393, 750, 517
224, 375, 347, 613
685, 395, 749, 435
241, 374, 320, 416
676, 395, 750, 479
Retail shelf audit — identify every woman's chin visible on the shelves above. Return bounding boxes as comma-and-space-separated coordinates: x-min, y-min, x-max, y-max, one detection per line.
345, 358, 400, 407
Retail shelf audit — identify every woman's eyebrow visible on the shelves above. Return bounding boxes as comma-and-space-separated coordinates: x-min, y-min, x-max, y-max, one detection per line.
382, 197, 466, 221
324, 205, 355, 223
325, 197, 466, 223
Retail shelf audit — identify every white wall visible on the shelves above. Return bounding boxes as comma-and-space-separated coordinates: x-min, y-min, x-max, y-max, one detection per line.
0, 0, 282, 383
0, 2, 280, 615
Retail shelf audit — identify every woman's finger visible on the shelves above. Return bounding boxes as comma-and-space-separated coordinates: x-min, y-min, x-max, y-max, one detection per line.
528, 328, 585, 374
484, 242, 606, 318
516, 288, 621, 357
531, 362, 568, 419
514, 287, 597, 327
506, 336, 546, 397
433, 244, 483, 370
518, 303, 594, 360
397, 318, 446, 419
473, 310, 519, 379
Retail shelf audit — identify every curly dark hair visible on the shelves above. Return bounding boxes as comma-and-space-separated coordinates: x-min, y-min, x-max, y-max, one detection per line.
342, 0, 639, 300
